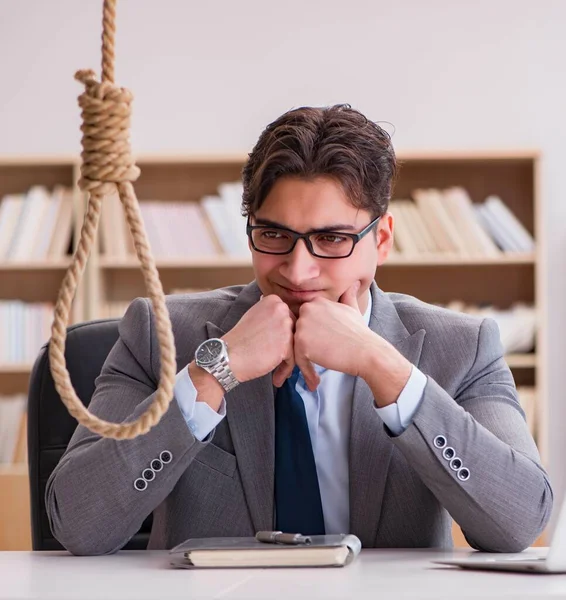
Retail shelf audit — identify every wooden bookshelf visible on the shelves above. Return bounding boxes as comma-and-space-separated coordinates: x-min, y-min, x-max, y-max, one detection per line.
0, 158, 84, 550
0, 151, 545, 550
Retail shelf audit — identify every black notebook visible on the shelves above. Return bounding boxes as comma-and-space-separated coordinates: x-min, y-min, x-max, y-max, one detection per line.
169, 534, 362, 569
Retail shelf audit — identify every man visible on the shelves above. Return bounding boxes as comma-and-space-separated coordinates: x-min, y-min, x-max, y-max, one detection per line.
46, 104, 552, 556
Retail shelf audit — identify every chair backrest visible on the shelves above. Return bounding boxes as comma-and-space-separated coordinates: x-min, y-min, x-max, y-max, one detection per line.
27, 319, 152, 550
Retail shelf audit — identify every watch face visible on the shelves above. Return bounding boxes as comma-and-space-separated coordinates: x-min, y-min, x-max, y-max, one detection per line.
196, 339, 224, 366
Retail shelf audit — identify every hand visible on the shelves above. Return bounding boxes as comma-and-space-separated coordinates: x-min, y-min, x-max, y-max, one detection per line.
223, 294, 297, 387
293, 281, 375, 390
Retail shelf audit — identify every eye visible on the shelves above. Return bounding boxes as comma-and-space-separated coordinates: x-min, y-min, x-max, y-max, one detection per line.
260, 229, 287, 239
315, 234, 350, 245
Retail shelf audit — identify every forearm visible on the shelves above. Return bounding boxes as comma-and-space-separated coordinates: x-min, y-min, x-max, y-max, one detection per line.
361, 334, 413, 408
188, 361, 225, 412
46, 386, 206, 556
390, 377, 553, 552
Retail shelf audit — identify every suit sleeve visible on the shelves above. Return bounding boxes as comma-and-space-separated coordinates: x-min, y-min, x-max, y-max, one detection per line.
389, 317, 553, 552
45, 298, 212, 556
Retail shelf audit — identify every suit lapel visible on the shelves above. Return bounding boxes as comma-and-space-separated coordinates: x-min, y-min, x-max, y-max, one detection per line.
206, 281, 275, 533
349, 283, 426, 546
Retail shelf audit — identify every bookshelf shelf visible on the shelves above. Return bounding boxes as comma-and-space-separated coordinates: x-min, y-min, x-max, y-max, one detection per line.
0, 365, 34, 396
0, 463, 28, 477
505, 353, 537, 369
0, 364, 34, 375
99, 256, 254, 269
0, 261, 74, 305
98, 254, 536, 270
386, 253, 535, 266
0, 259, 72, 271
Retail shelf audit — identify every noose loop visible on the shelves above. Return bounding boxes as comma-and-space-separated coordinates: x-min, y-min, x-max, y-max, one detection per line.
49, 0, 177, 440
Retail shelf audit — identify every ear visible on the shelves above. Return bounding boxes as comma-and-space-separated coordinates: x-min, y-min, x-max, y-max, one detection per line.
376, 212, 394, 266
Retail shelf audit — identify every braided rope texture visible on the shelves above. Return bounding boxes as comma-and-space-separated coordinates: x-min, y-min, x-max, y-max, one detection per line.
48, 0, 177, 440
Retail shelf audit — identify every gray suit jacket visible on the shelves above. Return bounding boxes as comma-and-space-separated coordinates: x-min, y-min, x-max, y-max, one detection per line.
46, 282, 553, 555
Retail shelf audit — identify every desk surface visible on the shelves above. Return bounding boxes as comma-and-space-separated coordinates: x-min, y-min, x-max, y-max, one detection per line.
1, 548, 565, 600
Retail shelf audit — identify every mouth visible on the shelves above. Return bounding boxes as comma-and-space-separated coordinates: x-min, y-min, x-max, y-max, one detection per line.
277, 284, 324, 300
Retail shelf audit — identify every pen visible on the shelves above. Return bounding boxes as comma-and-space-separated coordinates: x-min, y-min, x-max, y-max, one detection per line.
255, 531, 312, 545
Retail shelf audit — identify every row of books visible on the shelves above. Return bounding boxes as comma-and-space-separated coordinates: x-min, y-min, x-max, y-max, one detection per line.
101, 183, 534, 259
0, 395, 27, 464
99, 182, 247, 259
389, 187, 534, 256
0, 183, 534, 262
443, 301, 536, 354
0, 302, 52, 364
0, 186, 74, 261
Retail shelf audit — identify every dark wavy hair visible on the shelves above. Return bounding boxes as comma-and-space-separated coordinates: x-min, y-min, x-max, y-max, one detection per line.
241, 104, 397, 219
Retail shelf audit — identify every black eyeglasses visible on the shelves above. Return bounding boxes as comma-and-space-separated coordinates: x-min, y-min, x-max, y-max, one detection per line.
246, 215, 381, 259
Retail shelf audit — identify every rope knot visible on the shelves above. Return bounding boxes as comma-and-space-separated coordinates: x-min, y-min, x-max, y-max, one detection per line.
75, 69, 140, 194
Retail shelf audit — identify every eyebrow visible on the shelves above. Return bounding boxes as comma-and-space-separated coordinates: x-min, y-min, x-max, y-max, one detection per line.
252, 218, 358, 233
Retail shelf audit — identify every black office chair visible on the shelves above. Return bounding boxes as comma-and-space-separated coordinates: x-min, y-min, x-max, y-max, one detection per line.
27, 319, 152, 550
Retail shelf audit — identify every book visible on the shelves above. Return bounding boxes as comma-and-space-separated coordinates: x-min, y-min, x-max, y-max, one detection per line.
46, 189, 74, 259
0, 194, 25, 260
201, 195, 248, 256
442, 188, 500, 257
169, 534, 362, 569
31, 186, 64, 259
484, 195, 535, 252
412, 188, 463, 254
388, 200, 420, 255
396, 200, 437, 253
0, 395, 26, 464
7, 186, 52, 261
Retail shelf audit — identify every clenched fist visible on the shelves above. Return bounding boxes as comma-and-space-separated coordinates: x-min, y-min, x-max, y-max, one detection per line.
223, 294, 297, 388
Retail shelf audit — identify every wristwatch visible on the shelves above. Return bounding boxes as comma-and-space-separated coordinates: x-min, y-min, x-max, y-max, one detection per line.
194, 338, 239, 392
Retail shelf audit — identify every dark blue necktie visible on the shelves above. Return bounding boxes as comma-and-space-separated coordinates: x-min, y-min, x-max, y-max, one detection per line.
274, 366, 325, 535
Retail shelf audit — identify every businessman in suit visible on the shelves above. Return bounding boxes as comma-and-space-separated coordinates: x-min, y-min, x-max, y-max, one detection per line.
46, 104, 553, 556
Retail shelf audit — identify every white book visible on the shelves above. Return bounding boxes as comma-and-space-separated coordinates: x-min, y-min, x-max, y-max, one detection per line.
8, 186, 52, 261
201, 195, 245, 256
442, 188, 500, 257
217, 182, 249, 256
398, 199, 439, 253
389, 200, 420, 256
0, 395, 26, 463
0, 195, 26, 260
475, 203, 520, 252
485, 195, 535, 252
30, 187, 64, 260
46, 190, 74, 259
412, 189, 462, 255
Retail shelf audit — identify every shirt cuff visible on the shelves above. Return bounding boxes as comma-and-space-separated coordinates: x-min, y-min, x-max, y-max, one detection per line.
375, 366, 427, 436
174, 366, 226, 441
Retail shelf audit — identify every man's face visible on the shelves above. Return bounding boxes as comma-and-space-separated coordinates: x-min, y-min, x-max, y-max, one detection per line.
250, 176, 394, 316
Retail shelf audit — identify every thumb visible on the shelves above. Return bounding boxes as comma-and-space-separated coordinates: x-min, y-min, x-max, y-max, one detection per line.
339, 281, 361, 311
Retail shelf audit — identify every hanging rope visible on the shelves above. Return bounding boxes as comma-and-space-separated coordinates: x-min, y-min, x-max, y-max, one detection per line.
48, 0, 177, 440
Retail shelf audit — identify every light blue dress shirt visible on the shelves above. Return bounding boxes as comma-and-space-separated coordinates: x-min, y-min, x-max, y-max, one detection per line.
173, 294, 427, 534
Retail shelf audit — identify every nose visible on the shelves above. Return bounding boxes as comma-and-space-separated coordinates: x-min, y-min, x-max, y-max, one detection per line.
279, 238, 320, 286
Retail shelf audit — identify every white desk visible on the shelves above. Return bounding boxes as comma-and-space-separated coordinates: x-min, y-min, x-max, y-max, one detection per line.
1, 548, 565, 600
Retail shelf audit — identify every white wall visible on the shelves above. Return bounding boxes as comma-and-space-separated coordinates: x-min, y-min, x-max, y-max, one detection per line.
2, 0, 566, 528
